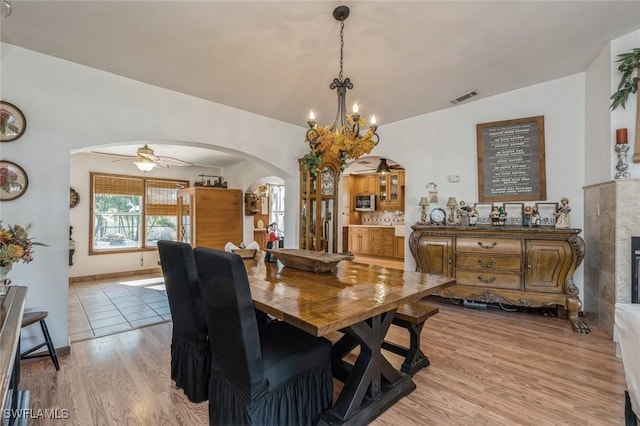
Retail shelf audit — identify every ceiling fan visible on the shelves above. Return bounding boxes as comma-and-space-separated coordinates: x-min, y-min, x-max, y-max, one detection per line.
94, 144, 192, 171
349, 157, 404, 174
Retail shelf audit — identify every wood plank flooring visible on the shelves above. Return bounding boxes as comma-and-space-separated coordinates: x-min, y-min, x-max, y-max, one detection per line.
20, 297, 626, 425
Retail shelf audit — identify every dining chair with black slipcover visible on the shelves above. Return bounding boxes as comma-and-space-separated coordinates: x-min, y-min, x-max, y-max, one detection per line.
193, 247, 333, 426
157, 240, 211, 403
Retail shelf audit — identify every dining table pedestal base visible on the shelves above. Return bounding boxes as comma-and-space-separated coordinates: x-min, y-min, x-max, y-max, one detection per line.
318, 310, 417, 425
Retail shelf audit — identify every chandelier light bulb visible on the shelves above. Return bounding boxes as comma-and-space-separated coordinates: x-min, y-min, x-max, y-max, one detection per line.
370, 116, 376, 125
352, 103, 359, 114
309, 111, 315, 120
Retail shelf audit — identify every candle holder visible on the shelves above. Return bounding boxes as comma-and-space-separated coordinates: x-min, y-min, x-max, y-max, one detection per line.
615, 143, 631, 179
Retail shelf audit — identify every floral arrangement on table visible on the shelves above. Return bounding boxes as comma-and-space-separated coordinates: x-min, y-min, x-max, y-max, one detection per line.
0, 222, 39, 270
302, 115, 377, 176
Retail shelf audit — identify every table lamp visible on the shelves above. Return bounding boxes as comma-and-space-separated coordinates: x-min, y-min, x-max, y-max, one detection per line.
418, 197, 430, 224
446, 197, 458, 225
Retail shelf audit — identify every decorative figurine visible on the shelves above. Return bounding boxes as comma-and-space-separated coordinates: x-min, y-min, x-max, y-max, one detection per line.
554, 197, 571, 228
469, 207, 478, 226
532, 208, 541, 227
457, 200, 472, 226
490, 206, 500, 224
523, 205, 533, 227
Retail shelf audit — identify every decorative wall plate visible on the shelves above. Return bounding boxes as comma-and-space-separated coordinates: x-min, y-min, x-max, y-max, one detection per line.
0, 101, 27, 142
429, 207, 447, 225
0, 160, 29, 200
70, 187, 80, 208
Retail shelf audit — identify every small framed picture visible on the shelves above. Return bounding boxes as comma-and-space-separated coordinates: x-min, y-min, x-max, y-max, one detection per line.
504, 203, 524, 226
0, 160, 29, 200
536, 202, 558, 226
474, 203, 492, 225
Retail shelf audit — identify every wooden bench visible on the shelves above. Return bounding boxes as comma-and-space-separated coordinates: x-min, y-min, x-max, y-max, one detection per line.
382, 302, 439, 375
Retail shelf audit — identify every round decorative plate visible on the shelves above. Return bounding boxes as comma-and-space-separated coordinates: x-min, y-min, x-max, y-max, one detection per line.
70, 187, 80, 208
429, 207, 447, 225
0, 101, 27, 142
0, 160, 29, 201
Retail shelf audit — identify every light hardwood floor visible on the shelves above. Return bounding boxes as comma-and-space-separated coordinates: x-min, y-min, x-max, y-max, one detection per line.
22, 296, 626, 425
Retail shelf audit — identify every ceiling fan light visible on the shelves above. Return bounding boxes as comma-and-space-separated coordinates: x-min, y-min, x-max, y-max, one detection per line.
134, 159, 155, 171
376, 158, 391, 175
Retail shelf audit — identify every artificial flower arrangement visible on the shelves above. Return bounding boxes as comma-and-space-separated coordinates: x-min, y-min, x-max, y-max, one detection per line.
302, 115, 377, 176
0, 222, 41, 268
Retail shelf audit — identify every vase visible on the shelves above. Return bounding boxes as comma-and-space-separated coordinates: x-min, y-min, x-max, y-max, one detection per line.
0, 263, 12, 296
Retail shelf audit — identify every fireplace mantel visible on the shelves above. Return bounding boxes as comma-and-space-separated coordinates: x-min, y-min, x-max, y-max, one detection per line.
584, 179, 640, 336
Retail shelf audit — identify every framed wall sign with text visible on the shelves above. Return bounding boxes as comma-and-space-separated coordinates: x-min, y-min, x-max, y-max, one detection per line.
477, 116, 546, 202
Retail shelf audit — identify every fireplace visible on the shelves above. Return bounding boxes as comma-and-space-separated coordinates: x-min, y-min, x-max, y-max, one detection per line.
632, 236, 639, 304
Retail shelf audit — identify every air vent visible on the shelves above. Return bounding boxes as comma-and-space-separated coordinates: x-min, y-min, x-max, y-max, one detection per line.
451, 90, 478, 105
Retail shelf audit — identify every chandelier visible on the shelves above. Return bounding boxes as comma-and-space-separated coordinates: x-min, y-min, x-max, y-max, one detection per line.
304, 5, 379, 172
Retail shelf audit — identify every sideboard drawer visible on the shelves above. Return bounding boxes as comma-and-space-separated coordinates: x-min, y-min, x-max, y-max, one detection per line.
455, 254, 522, 272
456, 237, 522, 255
455, 270, 522, 290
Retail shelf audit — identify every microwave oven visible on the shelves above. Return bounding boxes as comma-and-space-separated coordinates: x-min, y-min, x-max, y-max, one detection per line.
355, 195, 376, 211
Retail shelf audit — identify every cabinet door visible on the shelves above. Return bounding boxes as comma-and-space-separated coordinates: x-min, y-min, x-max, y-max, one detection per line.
349, 228, 370, 254
355, 176, 370, 195
395, 236, 405, 259
382, 228, 395, 257
369, 228, 383, 255
524, 240, 572, 293
415, 236, 453, 276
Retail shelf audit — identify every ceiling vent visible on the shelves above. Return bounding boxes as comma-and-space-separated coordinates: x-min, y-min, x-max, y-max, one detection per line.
451, 90, 478, 105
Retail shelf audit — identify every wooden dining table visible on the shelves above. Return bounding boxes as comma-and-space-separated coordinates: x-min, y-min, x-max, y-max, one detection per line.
244, 258, 454, 425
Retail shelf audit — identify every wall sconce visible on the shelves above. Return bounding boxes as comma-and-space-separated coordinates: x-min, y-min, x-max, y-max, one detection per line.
418, 197, 430, 224
446, 197, 458, 225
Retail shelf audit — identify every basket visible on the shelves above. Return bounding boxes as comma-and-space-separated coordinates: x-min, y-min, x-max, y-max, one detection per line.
231, 248, 258, 259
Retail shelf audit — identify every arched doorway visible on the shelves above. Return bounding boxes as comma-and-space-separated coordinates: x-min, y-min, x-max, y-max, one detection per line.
342, 156, 406, 269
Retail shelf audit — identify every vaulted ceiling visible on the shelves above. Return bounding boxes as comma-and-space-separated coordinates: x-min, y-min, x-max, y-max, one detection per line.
3, 1, 640, 168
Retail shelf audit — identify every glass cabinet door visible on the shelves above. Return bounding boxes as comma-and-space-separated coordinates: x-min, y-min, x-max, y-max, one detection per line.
390, 174, 399, 203
378, 175, 387, 202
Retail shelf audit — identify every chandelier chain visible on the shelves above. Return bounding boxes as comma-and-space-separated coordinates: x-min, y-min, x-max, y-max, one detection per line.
339, 20, 344, 81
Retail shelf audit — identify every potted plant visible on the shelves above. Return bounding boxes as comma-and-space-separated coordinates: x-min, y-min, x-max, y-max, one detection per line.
610, 47, 640, 110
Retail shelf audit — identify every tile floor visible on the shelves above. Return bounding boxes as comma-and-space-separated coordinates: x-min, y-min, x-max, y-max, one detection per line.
68, 274, 170, 342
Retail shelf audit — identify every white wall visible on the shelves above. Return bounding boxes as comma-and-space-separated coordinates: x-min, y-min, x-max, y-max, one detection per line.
380, 74, 586, 297
585, 44, 613, 184
1, 44, 304, 349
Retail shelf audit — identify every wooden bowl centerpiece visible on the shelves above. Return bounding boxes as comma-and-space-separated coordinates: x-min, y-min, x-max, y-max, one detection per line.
265, 249, 353, 273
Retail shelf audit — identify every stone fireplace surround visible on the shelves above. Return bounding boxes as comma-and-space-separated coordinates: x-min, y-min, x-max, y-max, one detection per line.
583, 179, 640, 336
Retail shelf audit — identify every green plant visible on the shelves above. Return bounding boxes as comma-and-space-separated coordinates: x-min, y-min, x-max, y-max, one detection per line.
610, 47, 640, 110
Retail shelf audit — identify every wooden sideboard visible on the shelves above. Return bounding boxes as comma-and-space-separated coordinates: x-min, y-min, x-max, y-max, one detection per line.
409, 225, 588, 333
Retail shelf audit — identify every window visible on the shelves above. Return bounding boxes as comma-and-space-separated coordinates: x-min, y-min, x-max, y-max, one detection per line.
269, 184, 285, 235
90, 173, 188, 254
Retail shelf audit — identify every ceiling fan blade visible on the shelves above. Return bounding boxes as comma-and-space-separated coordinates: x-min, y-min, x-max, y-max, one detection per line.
155, 156, 192, 167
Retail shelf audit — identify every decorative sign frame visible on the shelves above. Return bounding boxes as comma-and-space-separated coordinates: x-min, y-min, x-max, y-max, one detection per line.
477, 116, 546, 202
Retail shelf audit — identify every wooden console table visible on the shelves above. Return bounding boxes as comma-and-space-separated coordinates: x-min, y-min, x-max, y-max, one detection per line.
1, 286, 28, 420
409, 225, 588, 333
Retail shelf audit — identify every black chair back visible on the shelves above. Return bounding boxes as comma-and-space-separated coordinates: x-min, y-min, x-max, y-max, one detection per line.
157, 240, 210, 403
194, 247, 266, 399
157, 240, 207, 340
